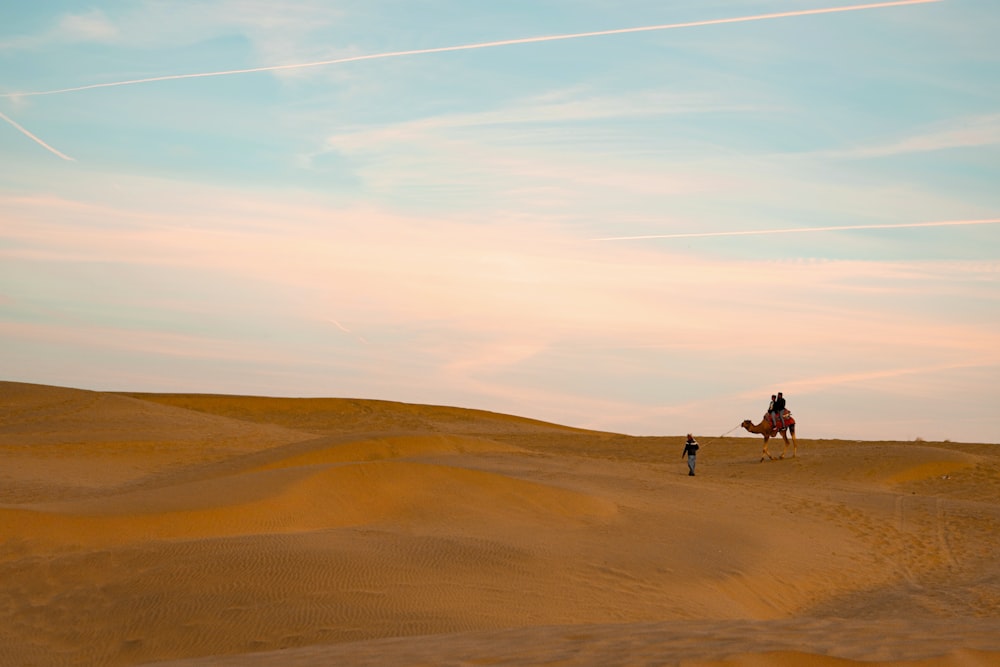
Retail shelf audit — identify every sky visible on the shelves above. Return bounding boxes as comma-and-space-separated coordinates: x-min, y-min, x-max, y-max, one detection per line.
1, 0, 998, 443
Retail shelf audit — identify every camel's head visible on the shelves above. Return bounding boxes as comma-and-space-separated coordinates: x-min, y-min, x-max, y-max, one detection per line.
741, 420, 752, 429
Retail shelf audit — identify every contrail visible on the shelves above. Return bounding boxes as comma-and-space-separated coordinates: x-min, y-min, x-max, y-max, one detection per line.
326, 318, 369, 344
327, 318, 352, 333
0, 110, 75, 161
2, 0, 939, 98
592, 218, 1000, 241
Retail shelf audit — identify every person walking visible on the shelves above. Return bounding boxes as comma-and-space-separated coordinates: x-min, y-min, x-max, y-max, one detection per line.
682, 434, 700, 476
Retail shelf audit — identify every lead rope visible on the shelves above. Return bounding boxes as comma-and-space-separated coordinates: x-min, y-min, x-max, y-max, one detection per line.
719, 423, 742, 438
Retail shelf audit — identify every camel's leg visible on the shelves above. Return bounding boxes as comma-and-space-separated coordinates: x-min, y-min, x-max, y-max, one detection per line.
778, 432, 790, 459
790, 427, 798, 458
760, 437, 773, 462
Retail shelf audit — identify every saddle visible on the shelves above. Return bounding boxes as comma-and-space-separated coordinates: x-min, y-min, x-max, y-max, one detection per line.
766, 410, 795, 430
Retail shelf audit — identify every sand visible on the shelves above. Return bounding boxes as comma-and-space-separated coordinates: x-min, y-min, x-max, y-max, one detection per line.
1, 381, 998, 666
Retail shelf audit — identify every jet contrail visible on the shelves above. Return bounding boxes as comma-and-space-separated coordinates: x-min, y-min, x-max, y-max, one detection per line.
0, 110, 75, 161
592, 218, 1000, 241
327, 318, 352, 333
2, 0, 939, 98
326, 318, 370, 345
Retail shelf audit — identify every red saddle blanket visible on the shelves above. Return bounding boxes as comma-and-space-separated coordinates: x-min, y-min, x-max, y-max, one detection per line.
766, 411, 795, 429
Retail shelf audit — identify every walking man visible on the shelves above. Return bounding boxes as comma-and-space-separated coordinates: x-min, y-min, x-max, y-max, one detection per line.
682, 433, 700, 476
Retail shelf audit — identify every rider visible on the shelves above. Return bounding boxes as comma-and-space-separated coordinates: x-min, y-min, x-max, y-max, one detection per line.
771, 392, 786, 432
767, 394, 777, 434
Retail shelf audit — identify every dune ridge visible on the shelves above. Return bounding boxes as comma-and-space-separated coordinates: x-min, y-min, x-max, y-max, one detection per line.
1, 381, 998, 666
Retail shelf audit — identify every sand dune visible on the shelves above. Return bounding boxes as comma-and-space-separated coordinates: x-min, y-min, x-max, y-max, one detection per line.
1, 381, 998, 666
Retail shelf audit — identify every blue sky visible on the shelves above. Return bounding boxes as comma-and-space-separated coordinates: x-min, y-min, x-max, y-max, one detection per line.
2, 0, 998, 442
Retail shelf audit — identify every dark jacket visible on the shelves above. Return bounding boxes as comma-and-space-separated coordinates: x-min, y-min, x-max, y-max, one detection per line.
773, 396, 786, 412
683, 440, 699, 456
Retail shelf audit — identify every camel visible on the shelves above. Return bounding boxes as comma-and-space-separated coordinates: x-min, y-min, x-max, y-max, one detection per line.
742, 414, 797, 462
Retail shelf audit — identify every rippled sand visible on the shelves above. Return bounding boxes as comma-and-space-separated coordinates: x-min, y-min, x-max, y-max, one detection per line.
2, 381, 998, 666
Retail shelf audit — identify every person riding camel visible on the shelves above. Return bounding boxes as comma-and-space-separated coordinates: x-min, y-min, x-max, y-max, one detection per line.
771, 392, 787, 432
767, 395, 777, 435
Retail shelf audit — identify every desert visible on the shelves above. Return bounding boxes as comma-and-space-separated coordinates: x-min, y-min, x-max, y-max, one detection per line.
1, 380, 999, 666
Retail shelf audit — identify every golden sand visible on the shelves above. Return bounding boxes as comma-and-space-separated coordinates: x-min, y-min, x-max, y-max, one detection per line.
1, 381, 998, 666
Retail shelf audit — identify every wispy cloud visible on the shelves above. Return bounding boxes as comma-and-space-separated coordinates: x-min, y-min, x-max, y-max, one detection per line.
55, 9, 119, 43
310, 87, 747, 203
0, 8, 117, 49
0, 320, 299, 364
4, 188, 995, 356
0, 2, 340, 56
0, 110, 74, 161
2, 175, 997, 439
761, 358, 1000, 399
592, 218, 1000, 241
324, 89, 740, 142
829, 114, 1000, 159
2, 0, 940, 98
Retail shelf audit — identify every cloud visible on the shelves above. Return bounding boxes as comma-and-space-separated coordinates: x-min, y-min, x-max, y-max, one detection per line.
0, 8, 117, 49
3, 187, 995, 358
752, 358, 1000, 399
0, 320, 294, 365
830, 114, 1000, 159
54, 9, 119, 43
306, 87, 749, 206
0, 2, 339, 52
318, 87, 757, 158
591, 218, 1000, 241
3, 177, 997, 439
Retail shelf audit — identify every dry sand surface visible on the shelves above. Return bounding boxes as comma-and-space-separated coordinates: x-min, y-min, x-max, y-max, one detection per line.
2, 381, 999, 667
